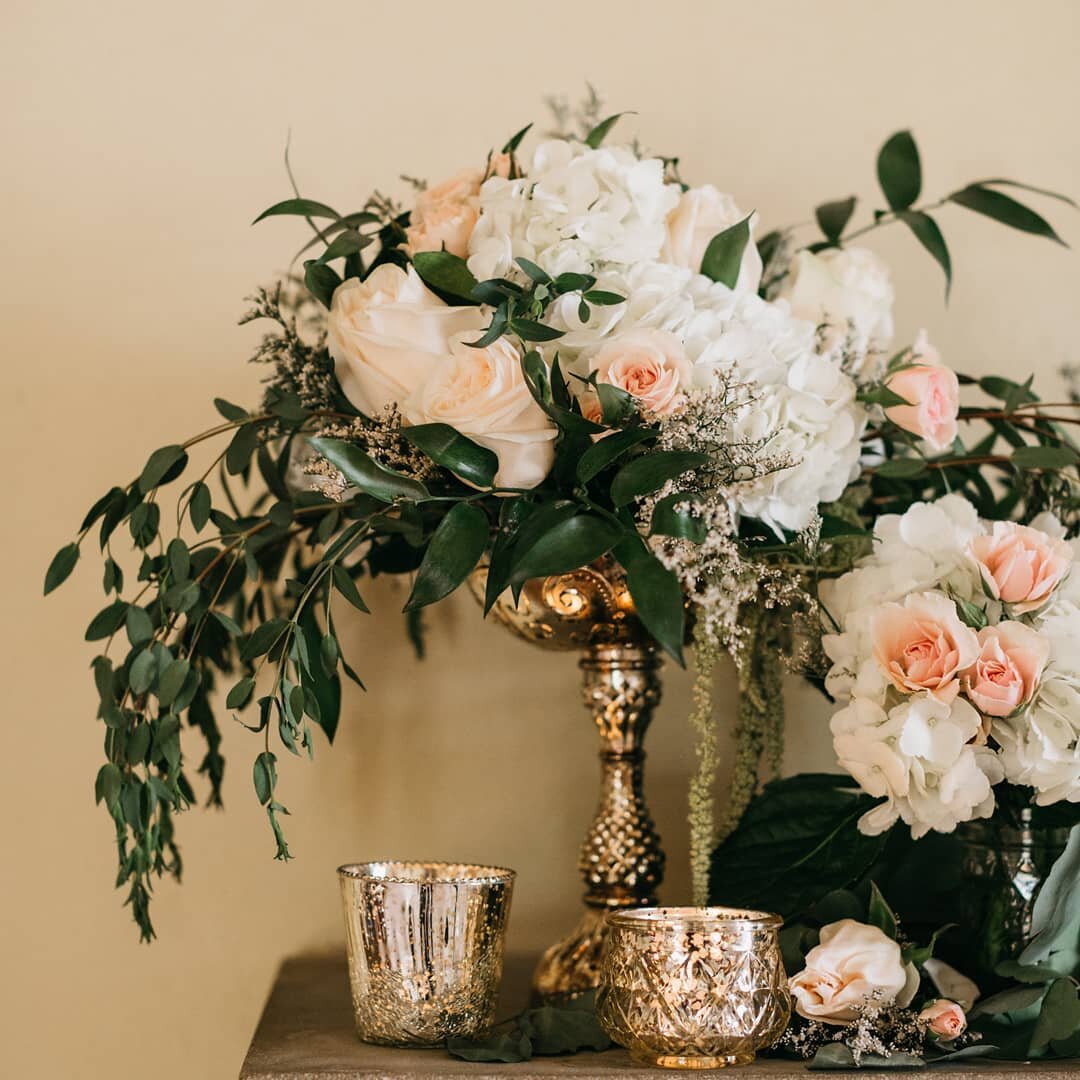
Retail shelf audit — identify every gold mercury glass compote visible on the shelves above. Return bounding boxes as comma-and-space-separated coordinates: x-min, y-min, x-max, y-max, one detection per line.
597, 907, 791, 1069
470, 558, 666, 1002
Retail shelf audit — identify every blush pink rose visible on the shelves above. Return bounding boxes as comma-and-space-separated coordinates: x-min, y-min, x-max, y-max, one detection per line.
883, 334, 959, 452
919, 999, 967, 1041
968, 522, 1073, 613
964, 621, 1049, 717
871, 592, 980, 702
589, 329, 692, 417
405, 168, 483, 259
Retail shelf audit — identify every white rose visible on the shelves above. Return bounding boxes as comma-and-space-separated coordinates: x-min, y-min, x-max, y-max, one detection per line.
327, 265, 486, 417
662, 185, 762, 292
778, 247, 894, 376
406, 333, 557, 489
789, 919, 917, 1024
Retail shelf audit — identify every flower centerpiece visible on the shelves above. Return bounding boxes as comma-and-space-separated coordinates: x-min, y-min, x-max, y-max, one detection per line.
48, 89, 1080, 1059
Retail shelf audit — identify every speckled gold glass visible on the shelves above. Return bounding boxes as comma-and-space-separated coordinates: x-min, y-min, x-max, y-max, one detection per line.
597, 907, 791, 1070
337, 861, 515, 1047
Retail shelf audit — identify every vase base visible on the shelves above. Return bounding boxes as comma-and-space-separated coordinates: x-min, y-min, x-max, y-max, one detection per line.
631, 1051, 755, 1070
531, 907, 608, 1002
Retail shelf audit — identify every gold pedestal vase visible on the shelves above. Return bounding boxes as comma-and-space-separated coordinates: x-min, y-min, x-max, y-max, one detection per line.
471, 562, 666, 1002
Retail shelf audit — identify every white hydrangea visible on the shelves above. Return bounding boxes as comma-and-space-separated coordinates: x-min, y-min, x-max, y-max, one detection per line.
466, 140, 679, 281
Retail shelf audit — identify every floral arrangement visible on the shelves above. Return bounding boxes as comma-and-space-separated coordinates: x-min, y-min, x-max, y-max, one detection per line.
47, 89, 1079, 1063
822, 496, 1080, 837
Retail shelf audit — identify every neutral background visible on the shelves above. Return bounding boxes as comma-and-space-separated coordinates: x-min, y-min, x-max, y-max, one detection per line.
3, 1, 1078, 1076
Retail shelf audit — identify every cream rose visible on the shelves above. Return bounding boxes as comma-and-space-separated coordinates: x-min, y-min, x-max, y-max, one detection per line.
884, 334, 959, 452
662, 185, 762, 292
968, 521, 1073, 613
964, 621, 1049, 717
588, 329, 692, 417
327, 265, 486, 417
919, 999, 967, 1040
789, 919, 915, 1024
406, 333, 557, 489
405, 168, 483, 259
871, 592, 980, 702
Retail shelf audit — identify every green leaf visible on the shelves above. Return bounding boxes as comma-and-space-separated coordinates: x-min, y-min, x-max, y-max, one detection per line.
699, 213, 753, 287
227, 677, 255, 710
649, 491, 706, 542
404, 502, 489, 611
225, 423, 260, 476
298, 606, 341, 743
862, 384, 914, 408
509, 317, 564, 342
596, 382, 637, 426
303, 259, 342, 308
584, 112, 631, 149
980, 375, 1039, 406
974, 178, 1077, 208
331, 565, 369, 613
616, 539, 685, 665
523, 997, 612, 1055
411, 250, 479, 301
138, 444, 188, 494
156, 659, 190, 708
576, 427, 656, 484
129, 502, 160, 548
85, 600, 129, 642
402, 423, 498, 487
876, 457, 929, 479
167, 537, 191, 582
955, 597, 989, 630
1031, 978, 1080, 1054
897, 210, 952, 296
1012, 445, 1079, 469
708, 774, 890, 918
189, 482, 212, 532
877, 130, 922, 211
125, 605, 154, 646
582, 290, 624, 306
1020, 825, 1080, 974
320, 633, 339, 676
253, 751, 276, 805
447, 1028, 533, 1063
514, 257, 550, 284
610, 451, 709, 507
240, 618, 289, 662
252, 198, 340, 225
213, 397, 249, 422
44, 543, 79, 595
815, 196, 857, 242
867, 881, 898, 940
510, 514, 623, 583
809, 1044, 924, 1069
129, 650, 156, 696
316, 229, 371, 264
970, 984, 1047, 1018
95, 762, 123, 814
311, 438, 429, 503
949, 185, 1067, 245
501, 122, 533, 154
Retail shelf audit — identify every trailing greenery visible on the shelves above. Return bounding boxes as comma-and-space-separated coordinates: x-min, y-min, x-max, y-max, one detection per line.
45, 107, 1077, 943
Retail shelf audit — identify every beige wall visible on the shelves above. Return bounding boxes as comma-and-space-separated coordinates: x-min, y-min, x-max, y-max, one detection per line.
3, 1, 1078, 1076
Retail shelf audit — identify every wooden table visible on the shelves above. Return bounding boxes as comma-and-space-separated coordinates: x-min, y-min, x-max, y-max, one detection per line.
239, 953, 1070, 1078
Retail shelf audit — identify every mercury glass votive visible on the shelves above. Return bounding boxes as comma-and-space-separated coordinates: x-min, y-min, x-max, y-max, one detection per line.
337, 861, 515, 1047
597, 907, 791, 1069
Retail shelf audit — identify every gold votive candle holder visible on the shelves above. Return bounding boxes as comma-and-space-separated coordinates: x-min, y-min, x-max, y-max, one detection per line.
596, 906, 791, 1070
337, 861, 515, 1047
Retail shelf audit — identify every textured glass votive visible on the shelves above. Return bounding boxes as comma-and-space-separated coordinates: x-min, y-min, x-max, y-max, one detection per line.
597, 907, 791, 1070
337, 861, 515, 1047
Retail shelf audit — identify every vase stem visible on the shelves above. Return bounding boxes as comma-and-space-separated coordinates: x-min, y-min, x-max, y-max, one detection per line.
532, 643, 666, 1000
